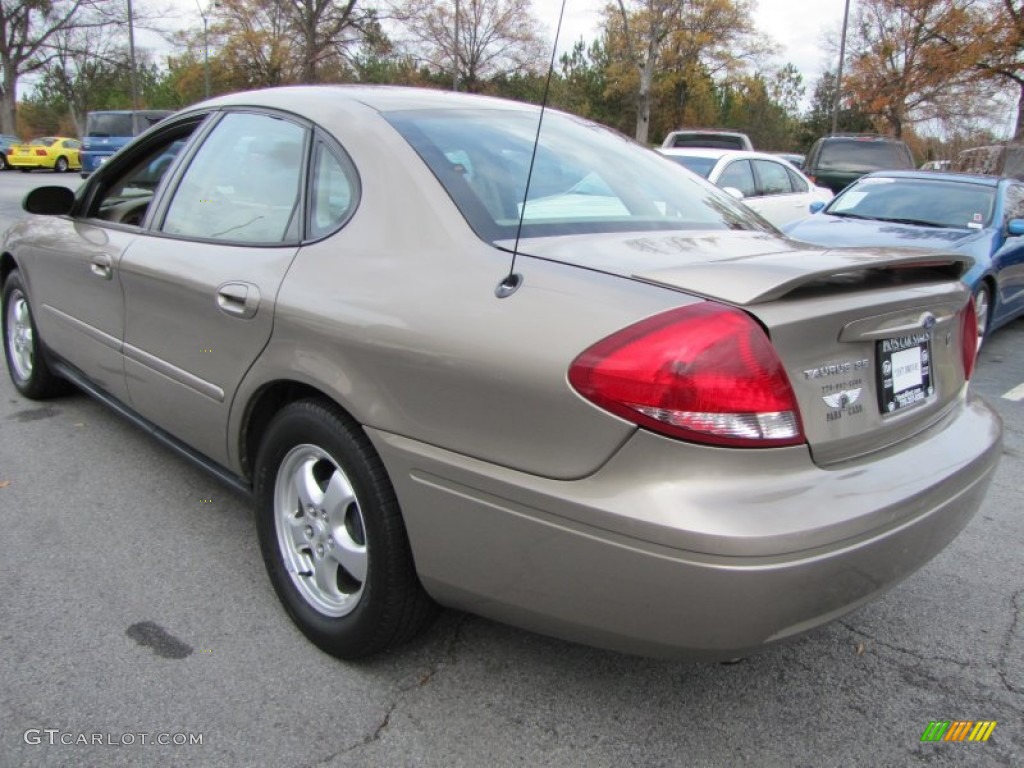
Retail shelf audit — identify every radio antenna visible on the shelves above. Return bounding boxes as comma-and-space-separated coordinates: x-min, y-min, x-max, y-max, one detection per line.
496, 0, 568, 299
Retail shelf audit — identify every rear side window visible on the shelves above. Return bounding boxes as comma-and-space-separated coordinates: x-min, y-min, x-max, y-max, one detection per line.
719, 160, 756, 196
308, 141, 359, 239
752, 160, 792, 195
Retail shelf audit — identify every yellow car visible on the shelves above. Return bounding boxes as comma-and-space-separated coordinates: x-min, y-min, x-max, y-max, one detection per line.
7, 136, 82, 173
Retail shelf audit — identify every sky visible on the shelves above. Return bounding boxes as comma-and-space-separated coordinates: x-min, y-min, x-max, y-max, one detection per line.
148, 0, 850, 92
547, 0, 848, 87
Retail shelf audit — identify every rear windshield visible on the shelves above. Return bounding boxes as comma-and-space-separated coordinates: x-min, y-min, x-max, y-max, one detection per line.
670, 134, 746, 150
86, 113, 134, 137
661, 154, 716, 178
817, 140, 913, 171
827, 177, 996, 229
386, 109, 768, 241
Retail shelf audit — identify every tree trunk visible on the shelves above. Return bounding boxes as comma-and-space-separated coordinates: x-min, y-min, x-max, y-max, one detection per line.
1015, 81, 1024, 142
635, 58, 655, 144
0, 62, 17, 136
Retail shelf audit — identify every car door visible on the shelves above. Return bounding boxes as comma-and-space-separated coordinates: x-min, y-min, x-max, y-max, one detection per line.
119, 111, 307, 466
748, 158, 808, 227
14, 210, 136, 402
990, 182, 1024, 325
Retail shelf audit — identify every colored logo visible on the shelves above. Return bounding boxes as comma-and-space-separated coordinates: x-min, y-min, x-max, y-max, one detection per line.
920, 721, 997, 742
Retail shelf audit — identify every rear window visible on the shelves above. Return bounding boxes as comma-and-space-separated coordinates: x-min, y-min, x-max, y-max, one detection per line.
670, 134, 746, 150
86, 113, 135, 137
662, 154, 716, 178
387, 109, 769, 242
817, 140, 913, 172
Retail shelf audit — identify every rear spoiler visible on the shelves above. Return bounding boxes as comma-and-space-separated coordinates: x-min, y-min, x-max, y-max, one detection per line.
634, 248, 973, 306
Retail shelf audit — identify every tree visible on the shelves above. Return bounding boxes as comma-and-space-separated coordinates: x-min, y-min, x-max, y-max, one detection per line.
0, 0, 94, 134
393, 0, 548, 92
843, 0, 983, 137
923, 0, 1024, 140
800, 70, 872, 147
281, 0, 380, 83
604, 0, 762, 144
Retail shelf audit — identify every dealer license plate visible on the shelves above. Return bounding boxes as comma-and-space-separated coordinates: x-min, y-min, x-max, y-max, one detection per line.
877, 334, 933, 413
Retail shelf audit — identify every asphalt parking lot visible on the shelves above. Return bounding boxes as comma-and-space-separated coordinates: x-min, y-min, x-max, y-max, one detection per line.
0, 169, 1021, 767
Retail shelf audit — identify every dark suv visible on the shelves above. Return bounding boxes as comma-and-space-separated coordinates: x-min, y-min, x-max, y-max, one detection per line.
803, 135, 914, 194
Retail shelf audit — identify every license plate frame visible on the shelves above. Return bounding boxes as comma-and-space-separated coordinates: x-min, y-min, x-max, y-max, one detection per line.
877, 334, 933, 414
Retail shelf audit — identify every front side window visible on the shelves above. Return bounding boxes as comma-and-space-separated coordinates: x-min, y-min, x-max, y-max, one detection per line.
162, 112, 306, 244
86, 121, 204, 228
387, 109, 768, 242
1002, 184, 1024, 223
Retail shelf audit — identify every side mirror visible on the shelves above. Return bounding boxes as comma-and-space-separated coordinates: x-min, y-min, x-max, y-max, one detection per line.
722, 186, 744, 200
809, 201, 827, 214
1007, 218, 1024, 237
23, 186, 75, 216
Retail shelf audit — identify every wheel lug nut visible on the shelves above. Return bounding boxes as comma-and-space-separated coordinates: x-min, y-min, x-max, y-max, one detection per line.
307, 505, 317, 517
316, 545, 324, 557
304, 526, 313, 538
327, 537, 335, 549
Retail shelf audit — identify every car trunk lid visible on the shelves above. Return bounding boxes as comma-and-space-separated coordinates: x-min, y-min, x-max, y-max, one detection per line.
510, 231, 974, 466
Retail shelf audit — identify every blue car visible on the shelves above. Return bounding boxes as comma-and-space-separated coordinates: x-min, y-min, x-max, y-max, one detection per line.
785, 170, 1024, 343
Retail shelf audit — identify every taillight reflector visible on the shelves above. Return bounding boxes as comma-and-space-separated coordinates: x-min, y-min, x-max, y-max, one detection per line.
569, 302, 805, 448
961, 296, 978, 380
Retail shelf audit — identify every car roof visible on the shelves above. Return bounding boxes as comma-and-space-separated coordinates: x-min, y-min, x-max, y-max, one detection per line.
657, 148, 797, 164
857, 170, 1003, 187
194, 85, 538, 120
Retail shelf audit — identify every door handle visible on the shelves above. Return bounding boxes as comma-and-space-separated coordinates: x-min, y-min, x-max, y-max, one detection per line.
90, 253, 113, 280
217, 282, 261, 319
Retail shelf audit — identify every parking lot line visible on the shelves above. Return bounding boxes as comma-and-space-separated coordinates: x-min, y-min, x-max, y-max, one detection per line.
1001, 382, 1024, 401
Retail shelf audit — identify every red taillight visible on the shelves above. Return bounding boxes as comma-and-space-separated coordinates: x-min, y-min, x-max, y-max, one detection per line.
961, 296, 978, 380
568, 302, 805, 448
34, 149, 46, 156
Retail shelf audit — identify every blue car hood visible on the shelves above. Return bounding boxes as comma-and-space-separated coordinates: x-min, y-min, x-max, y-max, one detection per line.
785, 215, 992, 254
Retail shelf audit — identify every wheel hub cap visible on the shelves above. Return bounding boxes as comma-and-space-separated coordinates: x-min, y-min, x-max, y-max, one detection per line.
6, 291, 34, 381
273, 444, 368, 617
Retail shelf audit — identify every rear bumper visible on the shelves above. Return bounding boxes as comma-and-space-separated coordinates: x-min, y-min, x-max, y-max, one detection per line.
370, 393, 1001, 658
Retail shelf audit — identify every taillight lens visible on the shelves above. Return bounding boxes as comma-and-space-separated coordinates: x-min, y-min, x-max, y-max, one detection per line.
569, 302, 805, 448
961, 296, 978, 380
34, 149, 47, 156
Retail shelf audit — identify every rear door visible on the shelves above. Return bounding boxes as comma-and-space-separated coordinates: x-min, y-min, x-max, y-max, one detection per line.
119, 111, 308, 465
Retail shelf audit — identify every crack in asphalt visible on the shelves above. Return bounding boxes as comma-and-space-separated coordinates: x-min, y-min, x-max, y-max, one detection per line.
838, 621, 973, 669
838, 620, 1024, 718
997, 589, 1023, 696
302, 614, 470, 767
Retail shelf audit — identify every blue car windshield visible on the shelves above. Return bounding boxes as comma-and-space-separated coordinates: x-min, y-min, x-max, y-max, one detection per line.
386, 108, 770, 242
827, 177, 997, 229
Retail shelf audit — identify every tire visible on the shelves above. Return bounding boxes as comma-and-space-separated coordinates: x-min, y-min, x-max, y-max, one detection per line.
254, 399, 437, 659
0, 155, 7, 171
2, 271, 65, 398
54, 156, 68, 173
974, 284, 991, 349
